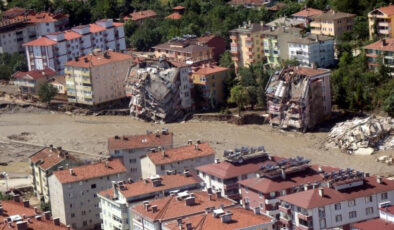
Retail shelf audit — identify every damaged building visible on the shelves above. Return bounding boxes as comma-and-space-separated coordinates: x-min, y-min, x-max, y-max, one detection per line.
265, 66, 331, 132
125, 58, 193, 122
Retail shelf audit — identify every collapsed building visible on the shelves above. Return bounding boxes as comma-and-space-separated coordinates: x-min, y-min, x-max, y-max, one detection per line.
265, 66, 331, 131
124, 58, 193, 122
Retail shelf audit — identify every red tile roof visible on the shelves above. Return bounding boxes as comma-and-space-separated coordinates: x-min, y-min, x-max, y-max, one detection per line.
107, 133, 173, 151
52, 158, 126, 184
13, 68, 56, 80
65, 50, 132, 68
25, 12, 69, 23
268, 2, 287, 11
0, 200, 71, 230
292, 8, 323, 18
163, 207, 273, 230
23, 36, 58, 46
380, 205, 394, 215
124, 10, 157, 21
228, 0, 266, 6
290, 66, 331, 77
238, 165, 338, 194
172, 6, 185, 10
352, 218, 394, 230
364, 38, 394, 52
196, 156, 285, 180
64, 30, 82, 40
131, 191, 234, 222
193, 65, 228, 75
99, 173, 201, 199
166, 12, 182, 20
2, 7, 28, 18
113, 22, 124, 27
146, 142, 215, 165
89, 23, 105, 33
279, 176, 394, 209
375, 4, 394, 16
29, 147, 69, 171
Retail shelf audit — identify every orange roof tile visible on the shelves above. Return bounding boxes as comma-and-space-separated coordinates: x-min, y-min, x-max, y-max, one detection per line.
12, 68, 56, 80
146, 142, 215, 165
193, 65, 228, 75
99, 173, 201, 199
25, 12, 68, 23
23, 36, 58, 46
64, 30, 82, 40
292, 66, 331, 77
173, 6, 185, 10
113, 22, 124, 27
131, 191, 234, 222
292, 8, 323, 18
65, 50, 132, 68
29, 147, 69, 171
363, 38, 394, 52
163, 207, 273, 230
52, 158, 126, 184
353, 217, 394, 230
376, 4, 394, 16
108, 133, 173, 150
166, 12, 182, 20
89, 23, 105, 33
124, 10, 157, 21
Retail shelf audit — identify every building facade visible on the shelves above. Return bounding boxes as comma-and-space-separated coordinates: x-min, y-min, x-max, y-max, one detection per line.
64, 50, 132, 105
364, 38, 394, 76
288, 34, 334, 68
353, 204, 394, 230
140, 142, 215, 179
48, 159, 127, 230
368, 4, 394, 40
124, 10, 158, 24
24, 19, 126, 73
230, 22, 267, 70
292, 8, 324, 24
310, 10, 355, 37
107, 130, 174, 179
12, 68, 56, 94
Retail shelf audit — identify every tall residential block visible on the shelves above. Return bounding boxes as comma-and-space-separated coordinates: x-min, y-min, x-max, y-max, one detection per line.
364, 38, 394, 76
310, 10, 355, 37
368, 4, 394, 40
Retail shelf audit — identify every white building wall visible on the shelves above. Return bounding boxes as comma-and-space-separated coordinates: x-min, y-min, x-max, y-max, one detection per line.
99, 197, 129, 230
288, 40, 334, 68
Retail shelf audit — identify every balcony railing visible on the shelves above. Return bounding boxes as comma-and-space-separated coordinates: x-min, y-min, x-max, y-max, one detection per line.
297, 212, 312, 221
224, 183, 239, 190
279, 205, 292, 214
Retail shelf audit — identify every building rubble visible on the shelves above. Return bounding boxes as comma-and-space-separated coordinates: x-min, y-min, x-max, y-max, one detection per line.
124, 58, 193, 123
327, 116, 394, 155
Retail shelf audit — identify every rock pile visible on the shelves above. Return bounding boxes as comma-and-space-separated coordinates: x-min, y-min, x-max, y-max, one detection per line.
327, 116, 394, 155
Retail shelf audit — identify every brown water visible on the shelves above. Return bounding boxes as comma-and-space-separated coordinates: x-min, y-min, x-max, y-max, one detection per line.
0, 112, 392, 176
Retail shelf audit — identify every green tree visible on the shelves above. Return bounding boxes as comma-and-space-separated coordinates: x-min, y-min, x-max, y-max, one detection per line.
228, 84, 249, 116
38, 82, 58, 105
382, 91, 394, 116
40, 201, 51, 212
0, 192, 12, 200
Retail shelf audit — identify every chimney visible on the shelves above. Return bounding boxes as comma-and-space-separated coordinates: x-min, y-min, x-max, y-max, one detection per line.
151, 205, 158, 213
216, 190, 222, 198
183, 170, 191, 177
253, 207, 260, 215
194, 144, 199, 150
185, 196, 195, 206
34, 215, 41, 220
53, 217, 60, 226
318, 166, 323, 172
13, 194, 20, 202
281, 169, 286, 180
34, 207, 39, 214
188, 140, 192, 145
365, 172, 370, 177
382, 38, 387, 46
209, 194, 212, 201
221, 211, 233, 223
162, 150, 166, 157
105, 161, 109, 168
67, 225, 71, 230
186, 223, 193, 230
16, 221, 28, 230
214, 158, 220, 164
0, 207, 3, 215
22, 200, 29, 208
112, 181, 119, 199
69, 169, 74, 175
377, 176, 382, 184
312, 62, 317, 69
318, 188, 324, 197
44, 211, 51, 220
144, 202, 151, 211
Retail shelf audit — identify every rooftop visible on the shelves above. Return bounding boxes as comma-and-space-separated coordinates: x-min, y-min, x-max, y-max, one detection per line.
288, 34, 333, 44
268, 2, 287, 11
146, 142, 215, 165
364, 38, 394, 52
292, 8, 324, 18
52, 158, 126, 184
166, 12, 182, 20
262, 26, 302, 37
153, 42, 212, 54
193, 64, 228, 75
311, 9, 355, 20
370, 4, 394, 16
131, 191, 234, 222
196, 155, 284, 180
352, 217, 394, 230
230, 22, 267, 34
29, 146, 70, 171
173, 6, 185, 10
12, 68, 56, 80
99, 173, 201, 200
228, 0, 267, 6
2, 7, 29, 18
23, 36, 58, 46
266, 17, 304, 27
65, 50, 132, 68
125, 10, 157, 21
107, 132, 173, 150
24, 12, 69, 23
163, 207, 273, 230
279, 176, 394, 209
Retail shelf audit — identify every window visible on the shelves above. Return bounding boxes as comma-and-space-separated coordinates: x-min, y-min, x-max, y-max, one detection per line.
335, 215, 342, 222
128, 149, 135, 153
241, 174, 247, 180
82, 210, 86, 215
366, 207, 374, 215
348, 200, 356, 207
130, 168, 137, 173
269, 192, 275, 198
91, 184, 96, 189
365, 196, 373, 203
349, 211, 357, 219
381, 192, 388, 200
245, 187, 248, 193
161, 165, 165, 170
71, 213, 75, 218
334, 203, 341, 210
83, 221, 87, 226
259, 192, 262, 198
129, 158, 136, 163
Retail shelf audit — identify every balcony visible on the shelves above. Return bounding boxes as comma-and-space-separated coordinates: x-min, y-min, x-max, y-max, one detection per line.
245, 43, 253, 48
232, 56, 239, 61
279, 217, 292, 226
227, 193, 241, 200
378, 22, 389, 27
296, 225, 313, 230
378, 29, 390, 35
224, 183, 239, 190
266, 209, 280, 216
279, 205, 292, 214
245, 36, 253, 42
265, 198, 279, 205
297, 212, 312, 221
230, 35, 238, 41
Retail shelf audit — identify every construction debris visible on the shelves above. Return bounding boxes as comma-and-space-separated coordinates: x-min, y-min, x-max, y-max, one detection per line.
125, 58, 193, 123
327, 116, 394, 155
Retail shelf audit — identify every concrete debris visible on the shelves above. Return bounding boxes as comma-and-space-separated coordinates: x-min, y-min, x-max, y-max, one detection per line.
327, 116, 394, 155
125, 59, 193, 123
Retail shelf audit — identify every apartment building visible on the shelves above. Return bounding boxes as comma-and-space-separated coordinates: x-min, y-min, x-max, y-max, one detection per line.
124, 10, 158, 24
238, 161, 336, 218
196, 151, 284, 201
29, 146, 80, 203
48, 75, 66, 95
0, 199, 72, 230
194, 34, 226, 61
278, 176, 394, 230
141, 142, 215, 179
353, 204, 394, 229
364, 38, 394, 76
64, 50, 132, 105
368, 4, 394, 39
12, 68, 56, 94
162, 207, 274, 230
24, 19, 126, 73
107, 130, 174, 179
292, 8, 324, 24
191, 64, 229, 107
288, 34, 334, 68
130, 191, 235, 230
98, 173, 201, 230
228, 0, 275, 8
265, 66, 331, 132
153, 37, 213, 65
0, 10, 68, 54
263, 27, 303, 67
48, 159, 127, 230
230, 22, 267, 70
310, 10, 355, 37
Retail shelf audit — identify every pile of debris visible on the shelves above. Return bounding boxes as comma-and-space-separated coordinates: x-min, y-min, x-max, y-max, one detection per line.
327, 116, 394, 155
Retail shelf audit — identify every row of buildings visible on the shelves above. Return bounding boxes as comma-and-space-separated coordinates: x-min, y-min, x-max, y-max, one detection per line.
27, 130, 394, 230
